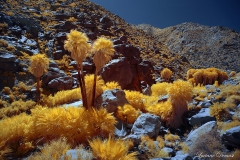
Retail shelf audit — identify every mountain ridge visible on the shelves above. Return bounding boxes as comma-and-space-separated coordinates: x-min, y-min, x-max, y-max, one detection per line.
134, 22, 240, 72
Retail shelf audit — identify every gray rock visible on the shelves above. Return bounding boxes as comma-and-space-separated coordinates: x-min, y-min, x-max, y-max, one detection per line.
94, 89, 128, 113
186, 121, 216, 148
48, 76, 74, 91
115, 122, 127, 137
0, 52, 16, 62
171, 152, 192, 160
42, 67, 67, 87
63, 149, 93, 160
222, 126, 240, 148
189, 108, 216, 126
124, 113, 161, 144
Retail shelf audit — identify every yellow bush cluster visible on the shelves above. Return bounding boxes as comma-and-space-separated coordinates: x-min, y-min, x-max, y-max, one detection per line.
0, 106, 116, 157
151, 82, 169, 97
116, 104, 141, 124
89, 136, 137, 160
160, 68, 173, 82
139, 135, 168, 158
187, 68, 228, 85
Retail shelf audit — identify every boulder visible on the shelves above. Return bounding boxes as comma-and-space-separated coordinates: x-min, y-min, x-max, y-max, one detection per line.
42, 67, 67, 87
100, 58, 134, 89
124, 113, 161, 145
48, 76, 74, 91
185, 121, 216, 148
189, 108, 216, 126
222, 126, 240, 148
94, 89, 128, 113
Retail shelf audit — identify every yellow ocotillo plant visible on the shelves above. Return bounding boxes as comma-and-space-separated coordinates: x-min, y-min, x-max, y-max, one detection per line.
64, 30, 91, 109
91, 37, 115, 107
29, 53, 49, 103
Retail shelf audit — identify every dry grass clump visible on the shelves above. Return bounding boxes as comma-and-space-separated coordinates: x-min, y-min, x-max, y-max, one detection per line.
151, 82, 169, 97
187, 68, 228, 85
0, 99, 36, 119
160, 68, 173, 82
210, 102, 231, 121
116, 104, 141, 124
43, 88, 81, 107
89, 136, 137, 160
27, 137, 71, 160
139, 135, 168, 158
189, 127, 226, 160
0, 106, 117, 158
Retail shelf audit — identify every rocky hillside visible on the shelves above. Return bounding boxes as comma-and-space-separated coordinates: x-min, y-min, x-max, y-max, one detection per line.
0, 0, 240, 160
134, 22, 240, 72
0, 0, 192, 93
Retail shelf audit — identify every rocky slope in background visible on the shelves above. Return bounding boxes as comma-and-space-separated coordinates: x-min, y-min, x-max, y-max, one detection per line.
134, 22, 240, 72
0, 0, 192, 93
0, 0, 240, 159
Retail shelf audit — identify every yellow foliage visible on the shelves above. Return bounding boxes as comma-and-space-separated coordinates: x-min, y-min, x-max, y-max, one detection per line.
89, 136, 137, 160
29, 54, 49, 78
0, 99, 36, 119
102, 81, 121, 91
140, 135, 168, 158
167, 80, 193, 128
218, 120, 240, 132
64, 30, 91, 64
160, 68, 172, 81
210, 103, 233, 121
186, 68, 228, 85
151, 82, 169, 97
179, 142, 189, 154
92, 37, 115, 72
84, 74, 104, 108
43, 88, 81, 107
116, 104, 141, 124
216, 84, 240, 101
0, 106, 117, 154
124, 90, 146, 111
27, 137, 71, 160
164, 133, 180, 142
146, 100, 172, 122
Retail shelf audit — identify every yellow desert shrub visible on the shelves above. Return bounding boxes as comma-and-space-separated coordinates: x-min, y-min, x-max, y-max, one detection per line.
43, 88, 81, 107
89, 136, 137, 160
146, 100, 172, 122
160, 68, 172, 82
187, 68, 228, 85
0, 106, 117, 157
124, 90, 146, 111
151, 82, 169, 97
116, 104, 141, 124
210, 102, 231, 121
102, 81, 121, 91
167, 80, 193, 128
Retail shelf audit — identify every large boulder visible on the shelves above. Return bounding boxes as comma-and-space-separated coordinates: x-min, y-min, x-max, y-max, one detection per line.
222, 126, 240, 148
124, 113, 161, 145
185, 121, 216, 148
100, 58, 134, 89
189, 108, 216, 126
48, 76, 74, 91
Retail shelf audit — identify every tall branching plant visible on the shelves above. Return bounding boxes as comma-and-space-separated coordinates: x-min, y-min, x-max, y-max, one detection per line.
29, 53, 49, 103
64, 30, 91, 109
91, 37, 115, 107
